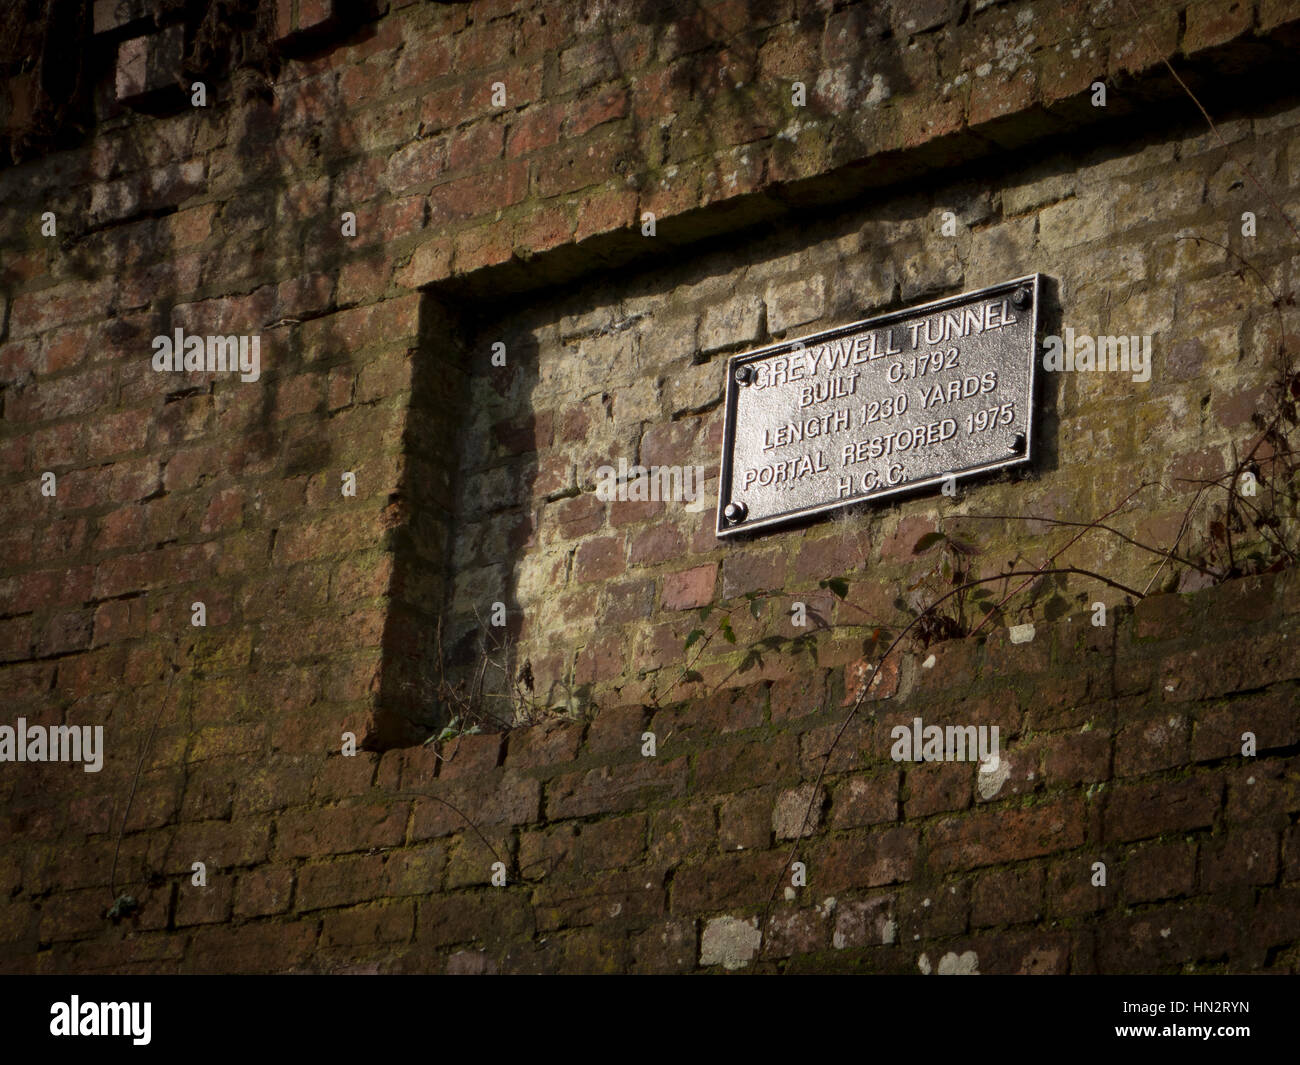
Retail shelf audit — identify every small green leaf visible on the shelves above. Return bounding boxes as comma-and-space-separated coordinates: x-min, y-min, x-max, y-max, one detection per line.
820, 577, 849, 600
684, 628, 705, 651
913, 531, 946, 554
698, 605, 712, 621
720, 618, 737, 644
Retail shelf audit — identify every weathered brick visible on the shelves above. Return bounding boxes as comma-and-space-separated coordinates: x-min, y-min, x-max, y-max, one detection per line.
234, 865, 295, 918
661, 565, 716, 610
548, 757, 689, 819
818, 826, 919, 891
274, 802, 408, 860
411, 773, 540, 839
1104, 777, 1221, 842
929, 798, 1084, 871
1122, 840, 1197, 903
1201, 828, 1279, 892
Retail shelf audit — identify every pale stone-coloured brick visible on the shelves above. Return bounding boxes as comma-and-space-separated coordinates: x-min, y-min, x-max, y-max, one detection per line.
1038, 197, 1110, 250
1113, 172, 1205, 230
899, 245, 962, 301
1002, 170, 1075, 215
698, 294, 764, 355
968, 216, 1037, 288
765, 275, 826, 334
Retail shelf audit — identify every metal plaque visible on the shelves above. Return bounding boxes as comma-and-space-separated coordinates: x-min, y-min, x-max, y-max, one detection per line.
716, 273, 1042, 537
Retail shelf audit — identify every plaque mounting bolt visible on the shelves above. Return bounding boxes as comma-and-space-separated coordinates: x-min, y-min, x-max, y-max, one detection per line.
734, 365, 754, 385
1011, 286, 1031, 310
723, 500, 748, 524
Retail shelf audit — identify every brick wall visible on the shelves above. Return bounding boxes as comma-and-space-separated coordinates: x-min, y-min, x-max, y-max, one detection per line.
5, 572, 1299, 972
439, 111, 1300, 714
1, 0, 1299, 973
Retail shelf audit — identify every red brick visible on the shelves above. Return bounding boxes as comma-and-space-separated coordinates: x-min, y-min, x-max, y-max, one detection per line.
550, 492, 605, 539
565, 85, 629, 138
653, 683, 767, 744
718, 789, 772, 850
829, 771, 899, 829
311, 754, 377, 801
929, 797, 1085, 871
972, 863, 1044, 926
610, 497, 665, 528
1104, 776, 1221, 842
274, 802, 408, 859
670, 849, 787, 913
536, 867, 665, 930
535, 135, 634, 198
296, 853, 391, 911
1201, 828, 1279, 891
627, 523, 683, 565
448, 120, 506, 172
721, 549, 785, 598
1122, 840, 1196, 903
175, 877, 234, 927
879, 515, 937, 563
575, 631, 627, 685
427, 161, 527, 225
419, 890, 534, 948
435, 731, 503, 779
1133, 590, 1193, 639
1040, 728, 1112, 786
410, 772, 540, 838
506, 718, 584, 769
763, 906, 827, 957
630, 917, 697, 973
799, 715, 876, 776
969, 66, 1037, 127
548, 757, 689, 819
697, 735, 801, 797
1184, 0, 1253, 54
393, 34, 454, 88
1114, 713, 1189, 777
506, 102, 565, 157
1095, 902, 1238, 972
321, 901, 415, 948
843, 654, 900, 705
234, 865, 295, 917
662, 564, 715, 610
186, 922, 318, 973
603, 577, 655, 624
1199, 692, 1300, 762
819, 826, 919, 891
904, 761, 971, 818
648, 802, 715, 866
575, 184, 638, 243
573, 534, 625, 583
